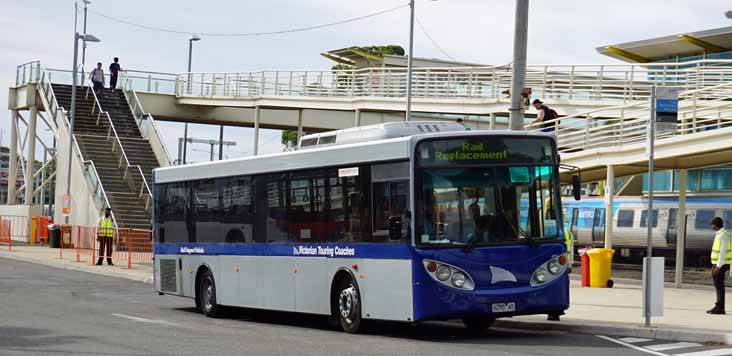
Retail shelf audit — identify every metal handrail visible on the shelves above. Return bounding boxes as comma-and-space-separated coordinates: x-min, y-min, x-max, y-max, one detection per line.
31, 63, 118, 228
86, 84, 153, 210
120, 71, 173, 166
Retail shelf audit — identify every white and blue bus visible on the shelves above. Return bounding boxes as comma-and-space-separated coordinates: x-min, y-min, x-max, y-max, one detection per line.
153, 122, 574, 333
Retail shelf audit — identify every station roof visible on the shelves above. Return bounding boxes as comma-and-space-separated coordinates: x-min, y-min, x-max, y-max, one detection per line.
596, 26, 732, 63
321, 46, 487, 68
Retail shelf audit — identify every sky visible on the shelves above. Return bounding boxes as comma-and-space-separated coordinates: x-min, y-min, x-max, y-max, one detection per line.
2, 0, 731, 162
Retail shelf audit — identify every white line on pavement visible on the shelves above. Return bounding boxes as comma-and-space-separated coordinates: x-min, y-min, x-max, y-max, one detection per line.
111, 313, 180, 327
646, 343, 703, 352
595, 335, 670, 356
674, 349, 732, 356
620, 337, 655, 344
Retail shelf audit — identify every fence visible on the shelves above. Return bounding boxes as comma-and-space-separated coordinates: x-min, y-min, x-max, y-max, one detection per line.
56, 225, 153, 269
0, 218, 11, 251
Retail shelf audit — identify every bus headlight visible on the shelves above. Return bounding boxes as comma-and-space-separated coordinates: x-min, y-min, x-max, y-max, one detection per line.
436, 266, 451, 281
423, 259, 475, 291
531, 254, 568, 287
451, 272, 466, 288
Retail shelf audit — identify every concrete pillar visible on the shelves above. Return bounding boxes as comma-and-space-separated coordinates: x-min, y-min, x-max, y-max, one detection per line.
489, 113, 497, 130
25, 106, 38, 205
296, 110, 304, 146
674, 169, 688, 288
604, 165, 615, 249
354, 109, 361, 127
7, 110, 19, 204
218, 125, 224, 160
253, 106, 260, 156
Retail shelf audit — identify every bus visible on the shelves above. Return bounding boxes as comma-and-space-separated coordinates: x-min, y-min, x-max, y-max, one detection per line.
152, 121, 576, 333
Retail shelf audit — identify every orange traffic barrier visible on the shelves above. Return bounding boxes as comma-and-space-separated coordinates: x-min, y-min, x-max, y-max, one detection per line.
0, 218, 12, 251
115, 228, 153, 269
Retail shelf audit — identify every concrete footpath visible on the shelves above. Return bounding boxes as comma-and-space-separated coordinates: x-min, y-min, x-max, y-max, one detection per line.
1, 245, 731, 344
0, 245, 152, 283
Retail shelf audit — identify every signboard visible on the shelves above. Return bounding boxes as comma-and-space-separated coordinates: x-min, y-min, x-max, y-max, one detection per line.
62, 194, 71, 216
655, 87, 679, 134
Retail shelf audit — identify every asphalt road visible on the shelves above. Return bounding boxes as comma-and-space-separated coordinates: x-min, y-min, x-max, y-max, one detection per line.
0, 257, 650, 356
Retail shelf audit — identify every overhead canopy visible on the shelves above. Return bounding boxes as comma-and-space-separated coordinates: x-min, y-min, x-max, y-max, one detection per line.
597, 26, 732, 63
321, 46, 487, 69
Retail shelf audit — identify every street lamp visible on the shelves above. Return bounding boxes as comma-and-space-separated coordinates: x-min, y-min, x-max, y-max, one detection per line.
508, 0, 530, 131
725, 10, 732, 19
405, 0, 437, 122
81, 0, 92, 68
182, 34, 201, 165
65, 32, 100, 223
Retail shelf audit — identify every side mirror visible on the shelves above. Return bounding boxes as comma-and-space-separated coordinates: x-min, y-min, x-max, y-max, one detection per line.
572, 175, 582, 201
388, 216, 402, 240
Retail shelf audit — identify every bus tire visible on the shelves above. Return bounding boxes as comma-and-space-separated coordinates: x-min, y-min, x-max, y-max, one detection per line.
334, 277, 362, 334
199, 270, 221, 318
462, 316, 495, 332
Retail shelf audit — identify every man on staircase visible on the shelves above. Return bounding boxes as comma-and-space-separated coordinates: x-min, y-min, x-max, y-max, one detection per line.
109, 57, 121, 93
97, 208, 115, 266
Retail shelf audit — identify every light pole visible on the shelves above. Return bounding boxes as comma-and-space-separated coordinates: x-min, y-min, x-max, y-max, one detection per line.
182, 34, 201, 164
725, 10, 732, 19
508, 0, 530, 131
66, 32, 100, 223
81, 0, 91, 69
405, 0, 416, 122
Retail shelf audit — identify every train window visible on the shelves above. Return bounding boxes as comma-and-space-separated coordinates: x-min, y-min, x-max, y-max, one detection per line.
724, 210, 732, 231
579, 208, 594, 228
617, 210, 634, 228
639, 209, 659, 228
694, 209, 715, 230
667, 208, 678, 229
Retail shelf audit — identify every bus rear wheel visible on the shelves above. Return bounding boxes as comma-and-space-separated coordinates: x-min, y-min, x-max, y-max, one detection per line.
462, 316, 495, 333
334, 278, 362, 334
199, 270, 221, 318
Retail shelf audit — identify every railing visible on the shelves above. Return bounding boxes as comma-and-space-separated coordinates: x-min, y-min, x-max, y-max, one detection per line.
174, 60, 732, 103
86, 84, 153, 210
120, 71, 173, 167
23, 61, 117, 226
528, 81, 732, 153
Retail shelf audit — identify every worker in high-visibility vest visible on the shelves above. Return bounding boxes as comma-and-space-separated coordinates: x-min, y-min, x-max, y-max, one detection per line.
96, 208, 115, 266
708, 216, 730, 315
565, 228, 574, 267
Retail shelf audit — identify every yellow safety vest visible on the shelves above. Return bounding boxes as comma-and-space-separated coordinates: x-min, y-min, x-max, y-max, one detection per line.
711, 229, 732, 265
99, 217, 114, 238
564, 229, 574, 260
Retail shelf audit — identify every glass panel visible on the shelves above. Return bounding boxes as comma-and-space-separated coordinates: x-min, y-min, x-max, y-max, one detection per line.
700, 168, 732, 191
642, 171, 673, 192
639, 209, 659, 228
373, 181, 409, 242
723, 210, 732, 231
265, 175, 289, 242
416, 165, 561, 247
673, 170, 701, 192
220, 176, 254, 243
617, 210, 634, 227
668, 208, 678, 229
694, 209, 715, 230
192, 179, 220, 242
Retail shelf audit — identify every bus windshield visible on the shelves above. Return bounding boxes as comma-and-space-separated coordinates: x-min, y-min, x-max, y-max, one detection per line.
415, 137, 562, 247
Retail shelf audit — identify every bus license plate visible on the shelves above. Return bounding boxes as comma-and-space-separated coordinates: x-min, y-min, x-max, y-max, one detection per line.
491, 302, 515, 313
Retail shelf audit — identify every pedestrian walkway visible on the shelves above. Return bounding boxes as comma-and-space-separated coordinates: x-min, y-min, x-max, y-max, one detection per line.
498, 280, 732, 345
599, 335, 732, 356
0, 245, 152, 283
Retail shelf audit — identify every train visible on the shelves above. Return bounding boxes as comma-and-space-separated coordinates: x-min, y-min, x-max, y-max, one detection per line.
563, 197, 732, 266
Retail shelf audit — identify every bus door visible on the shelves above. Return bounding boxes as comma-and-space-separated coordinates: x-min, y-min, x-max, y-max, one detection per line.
592, 208, 605, 243
371, 162, 410, 241
666, 208, 678, 245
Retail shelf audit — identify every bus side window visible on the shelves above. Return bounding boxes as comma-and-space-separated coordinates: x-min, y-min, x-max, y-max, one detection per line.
219, 176, 254, 243
371, 162, 410, 243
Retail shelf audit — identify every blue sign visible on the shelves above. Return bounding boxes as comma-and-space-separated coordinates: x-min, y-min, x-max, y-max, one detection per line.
656, 99, 678, 114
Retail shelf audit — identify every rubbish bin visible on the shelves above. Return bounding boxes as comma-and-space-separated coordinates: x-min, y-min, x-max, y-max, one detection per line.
48, 224, 60, 248
587, 248, 615, 288
579, 247, 591, 287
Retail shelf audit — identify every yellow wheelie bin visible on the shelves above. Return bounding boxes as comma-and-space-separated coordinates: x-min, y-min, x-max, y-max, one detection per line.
587, 248, 615, 288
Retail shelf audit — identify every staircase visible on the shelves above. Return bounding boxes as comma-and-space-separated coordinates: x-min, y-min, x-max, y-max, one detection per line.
52, 84, 159, 229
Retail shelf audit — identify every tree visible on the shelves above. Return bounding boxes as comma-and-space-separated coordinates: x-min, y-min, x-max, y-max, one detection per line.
281, 130, 299, 151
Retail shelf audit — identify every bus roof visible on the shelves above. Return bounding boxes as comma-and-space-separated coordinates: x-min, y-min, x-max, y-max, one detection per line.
154, 128, 555, 184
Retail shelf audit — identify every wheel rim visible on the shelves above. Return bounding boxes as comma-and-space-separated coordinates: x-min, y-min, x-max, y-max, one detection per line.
338, 285, 358, 324
203, 278, 215, 311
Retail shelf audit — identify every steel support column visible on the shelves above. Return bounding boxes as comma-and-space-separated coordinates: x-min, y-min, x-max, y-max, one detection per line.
604, 164, 615, 249
489, 113, 497, 130
7, 109, 19, 204
354, 109, 361, 127
253, 106, 260, 156
674, 169, 688, 288
25, 106, 38, 205
296, 110, 304, 147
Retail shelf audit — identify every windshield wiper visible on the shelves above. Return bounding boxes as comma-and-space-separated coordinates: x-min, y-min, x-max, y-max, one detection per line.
499, 212, 538, 248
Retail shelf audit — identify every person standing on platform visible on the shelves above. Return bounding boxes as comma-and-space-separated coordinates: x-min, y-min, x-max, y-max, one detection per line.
109, 57, 121, 92
96, 208, 115, 266
708, 217, 730, 315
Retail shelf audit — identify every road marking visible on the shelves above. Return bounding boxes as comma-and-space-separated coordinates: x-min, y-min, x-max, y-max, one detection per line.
111, 313, 180, 327
674, 349, 732, 356
646, 343, 702, 351
595, 335, 670, 356
620, 337, 655, 344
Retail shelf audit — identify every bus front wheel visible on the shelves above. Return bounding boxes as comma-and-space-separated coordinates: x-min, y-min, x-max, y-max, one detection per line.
334, 278, 362, 334
199, 270, 221, 318
462, 316, 495, 333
